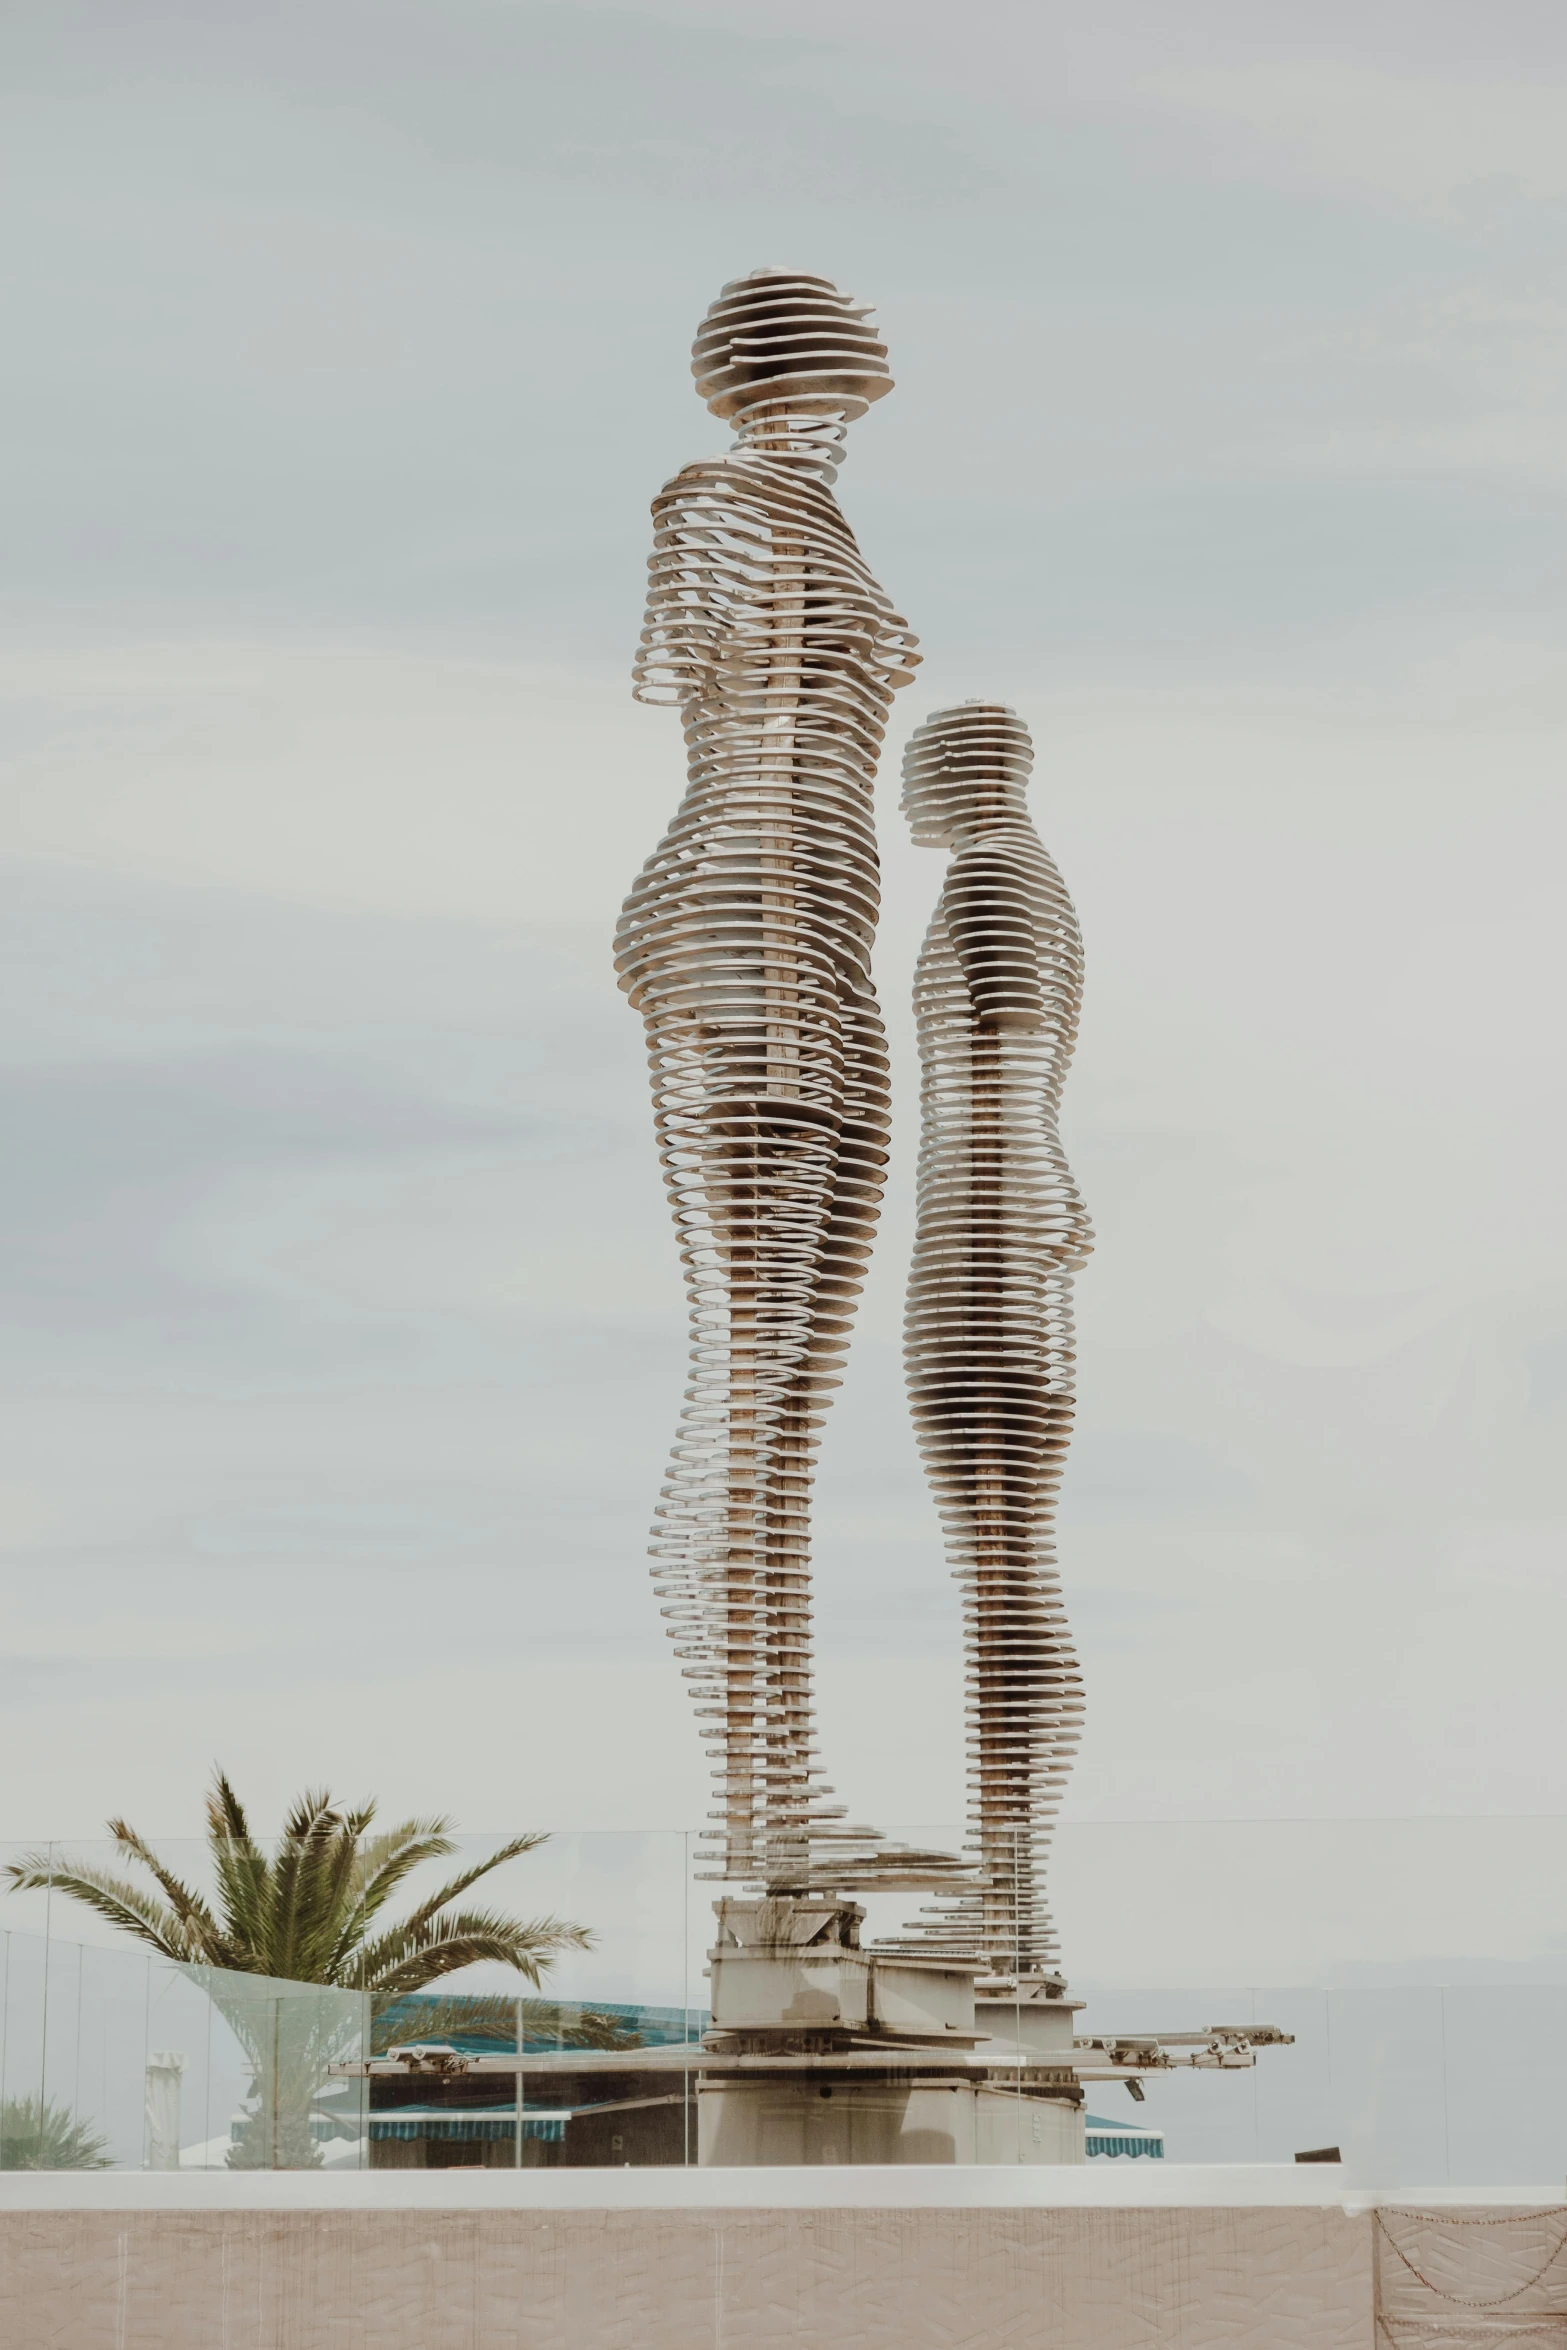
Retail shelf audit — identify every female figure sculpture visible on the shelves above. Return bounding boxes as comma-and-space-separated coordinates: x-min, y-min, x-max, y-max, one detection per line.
899, 703, 1093, 1976
615, 271, 919, 1888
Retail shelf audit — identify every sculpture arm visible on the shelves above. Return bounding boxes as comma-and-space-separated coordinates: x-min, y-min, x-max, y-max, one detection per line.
631, 464, 734, 707
943, 841, 1048, 1032
870, 599, 920, 691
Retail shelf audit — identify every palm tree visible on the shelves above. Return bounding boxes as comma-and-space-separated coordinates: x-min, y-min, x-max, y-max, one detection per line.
0, 2095, 111, 2171
5, 1772, 588, 1991
5, 1773, 592, 2168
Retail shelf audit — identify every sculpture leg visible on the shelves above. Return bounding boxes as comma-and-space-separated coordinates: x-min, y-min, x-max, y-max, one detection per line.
652, 1087, 844, 1880
752, 990, 890, 1880
907, 1246, 1083, 1971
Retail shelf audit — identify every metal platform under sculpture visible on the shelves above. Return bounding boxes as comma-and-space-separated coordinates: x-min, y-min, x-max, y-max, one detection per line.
353, 1902, 1289, 2170
695, 1894, 1082, 2164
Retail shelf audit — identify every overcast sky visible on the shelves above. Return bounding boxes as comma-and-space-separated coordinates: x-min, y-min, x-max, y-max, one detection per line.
3, 0, 1566, 1863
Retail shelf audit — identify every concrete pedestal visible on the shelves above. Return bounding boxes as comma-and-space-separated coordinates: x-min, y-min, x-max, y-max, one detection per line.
697, 2077, 1085, 2167
974, 1975, 1083, 2055
695, 1897, 1084, 2166
707, 1897, 977, 2041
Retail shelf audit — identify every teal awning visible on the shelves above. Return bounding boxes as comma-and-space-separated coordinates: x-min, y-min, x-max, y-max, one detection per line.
1085, 2114, 1164, 2160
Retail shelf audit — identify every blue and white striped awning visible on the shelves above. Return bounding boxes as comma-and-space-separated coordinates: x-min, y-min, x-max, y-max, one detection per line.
1085, 2114, 1165, 2160
369, 2100, 1165, 2157
369, 2107, 566, 2144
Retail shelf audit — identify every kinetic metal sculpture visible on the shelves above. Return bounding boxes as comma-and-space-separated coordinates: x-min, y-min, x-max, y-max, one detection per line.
331, 278, 1300, 2169
615, 270, 921, 1890
896, 703, 1093, 1977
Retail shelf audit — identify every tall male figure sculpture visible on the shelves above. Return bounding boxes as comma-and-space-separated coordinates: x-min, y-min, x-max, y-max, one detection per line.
615, 271, 919, 1888
899, 703, 1093, 1977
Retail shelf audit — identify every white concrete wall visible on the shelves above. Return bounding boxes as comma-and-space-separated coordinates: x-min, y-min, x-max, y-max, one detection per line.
0, 2176, 1557, 2349
0, 2202, 1371, 2348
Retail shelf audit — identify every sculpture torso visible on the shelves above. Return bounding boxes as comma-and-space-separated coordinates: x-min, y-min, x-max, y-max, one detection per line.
620, 448, 915, 1056
914, 820, 1092, 1283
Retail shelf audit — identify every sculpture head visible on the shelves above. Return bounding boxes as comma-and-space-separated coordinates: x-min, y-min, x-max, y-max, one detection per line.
693, 269, 893, 441
902, 702, 1034, 847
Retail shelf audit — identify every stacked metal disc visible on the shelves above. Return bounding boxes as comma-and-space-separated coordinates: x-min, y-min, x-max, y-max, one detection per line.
691, 267, 894, 420
892, 702, 1094, 1973
615, 271, 919, 1889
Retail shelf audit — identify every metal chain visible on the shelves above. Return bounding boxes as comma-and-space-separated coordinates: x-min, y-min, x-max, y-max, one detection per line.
1376, 2210, 1567, 2308
1379, 2325, 1567, 2344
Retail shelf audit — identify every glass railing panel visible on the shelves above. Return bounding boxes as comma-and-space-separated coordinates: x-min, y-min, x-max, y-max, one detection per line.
1073, 1984, 1284, 2168
1324, 1985, 1451, 2186
34, 1930, 148, 2172
5, 1823, 1567, 2178
1441, 1982, 1567, 2187
0, 1848, 58, 1944
6, 1840, 213, 1942
64, 1940, 155, 2170
137, 1956, 214, 2170
1233, 1986, 1335, 2165
0, 1926, 53, 2167
351, 1829, 694, 2168
1050, 1817, 1567, 1990
177, 1970, 368, 2172
0, 1930, 369, 2171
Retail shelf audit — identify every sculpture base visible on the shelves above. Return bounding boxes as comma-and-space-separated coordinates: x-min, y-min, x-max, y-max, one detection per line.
697, 1900, 1083, 2163
708, 1895, 980, 2041
697, 2072, 1084, 2167
974, 1975, 1084, 2055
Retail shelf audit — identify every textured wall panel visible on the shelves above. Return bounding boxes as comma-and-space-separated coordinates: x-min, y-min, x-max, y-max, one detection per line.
1372, 2203, 1567, 2343
0, 2203, 1375, 2348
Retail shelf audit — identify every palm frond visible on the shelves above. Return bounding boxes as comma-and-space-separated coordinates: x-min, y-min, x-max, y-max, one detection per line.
2, 1861, 191, 1961
358, 1900, 590, 1975
397, 1832, 552, 1938
206, 1773, 272, 1966
357, 1905, 592, 1998
103, 1822, 226, 1964
207, 1771, 258, 1853
365, 1991, 644, 2057
368, 1990, 526, 2055
269, 1791, 347, 1980
20, 1772, 592, 2015
555, 2009, 645, 2052
352, 1819, 456, 1921
0, 2094, 112, 2171
311, 1817, 376, 1984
